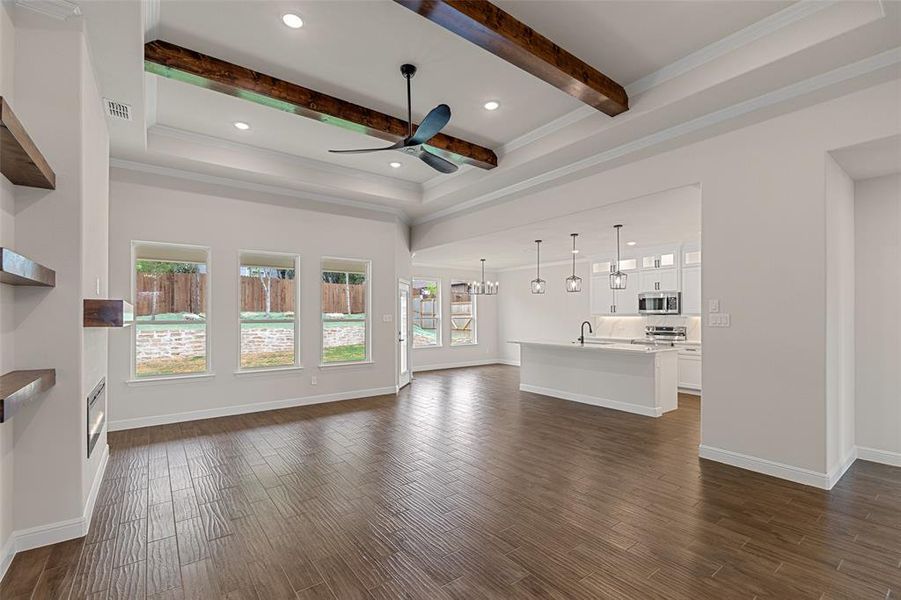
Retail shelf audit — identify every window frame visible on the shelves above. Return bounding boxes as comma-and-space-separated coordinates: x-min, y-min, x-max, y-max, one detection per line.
412, 277, 442, 349
130, 241, 212, 381
319, 257, 372, 367
450, 279, 478, 347
237, 251, 302, 373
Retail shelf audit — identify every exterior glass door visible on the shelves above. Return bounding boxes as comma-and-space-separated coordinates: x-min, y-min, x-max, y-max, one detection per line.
398, 280, 411, 388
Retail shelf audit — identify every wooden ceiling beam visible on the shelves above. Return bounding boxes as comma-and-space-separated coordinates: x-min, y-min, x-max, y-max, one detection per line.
144, 40, 497, 170
393, 0, 629, 117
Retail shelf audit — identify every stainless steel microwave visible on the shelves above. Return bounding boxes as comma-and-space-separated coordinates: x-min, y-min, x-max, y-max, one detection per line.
638, 291, 681, 315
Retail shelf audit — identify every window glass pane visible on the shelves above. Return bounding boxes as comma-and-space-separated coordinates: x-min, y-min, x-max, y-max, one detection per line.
240, 258, 297, 369
136, 323, 207, 377
321, 260, 368, 363
134, 256, 208, 377
619, 258, 638, 271
413, 278, 440, 348
450, 280, 476, 346
135, 260, 207, 321
660, 253, 675, 267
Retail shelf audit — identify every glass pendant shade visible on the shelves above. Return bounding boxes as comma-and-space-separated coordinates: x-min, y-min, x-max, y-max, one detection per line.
565, 274, 582, 293
530, 240, 546, 294
565, 233, 582, 293
610, 224, 628, 290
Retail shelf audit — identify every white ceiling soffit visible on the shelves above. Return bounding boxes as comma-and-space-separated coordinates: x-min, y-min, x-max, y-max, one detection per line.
81, 0, 900, 222
418, 0, 896, 222
412, 184, 701, 271
830, 134, 901, 180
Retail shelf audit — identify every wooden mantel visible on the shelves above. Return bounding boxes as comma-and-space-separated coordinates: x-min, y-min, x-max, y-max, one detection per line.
84, 299, 135, 328
0, 97, 56, 189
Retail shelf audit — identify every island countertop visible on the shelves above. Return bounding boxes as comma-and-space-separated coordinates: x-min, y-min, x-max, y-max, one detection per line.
509, 339, 679, 354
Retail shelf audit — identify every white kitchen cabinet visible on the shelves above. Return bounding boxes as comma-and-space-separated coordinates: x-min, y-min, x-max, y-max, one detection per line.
681, 264, 701, 315
678, 347, 702, 392
642, 251, 676, 269
590, 260, 639, 315
639, 267, 679, 292
590, 275, 615, 315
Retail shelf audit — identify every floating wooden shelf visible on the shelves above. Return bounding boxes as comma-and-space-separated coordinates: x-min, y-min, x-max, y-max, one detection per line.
0, 369, 55, 423
0, 247, 55, 287
84, 299, 134, 327
0, 96, 56, 189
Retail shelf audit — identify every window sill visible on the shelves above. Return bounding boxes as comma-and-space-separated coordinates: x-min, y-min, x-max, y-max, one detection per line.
126, 373, 215, 386
451, 343, 479, 347
413, 344, 444, 350
318, 360, 374, 369
234, 365, 304, 376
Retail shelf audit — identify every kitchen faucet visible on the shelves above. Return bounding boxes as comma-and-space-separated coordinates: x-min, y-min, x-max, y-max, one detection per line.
579, 321, 593, 345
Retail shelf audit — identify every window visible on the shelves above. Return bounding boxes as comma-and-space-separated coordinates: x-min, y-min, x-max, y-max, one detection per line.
321, 258, 370, 364
412, 278, 441, 348
133, 242, 209, 378
450, 280, 476, 345
240, 252, 299, 370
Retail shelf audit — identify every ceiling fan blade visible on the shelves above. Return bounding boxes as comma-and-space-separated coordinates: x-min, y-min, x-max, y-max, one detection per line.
407, 104, 451, 146
329, 141, 404, 154
418, 148, 458, 173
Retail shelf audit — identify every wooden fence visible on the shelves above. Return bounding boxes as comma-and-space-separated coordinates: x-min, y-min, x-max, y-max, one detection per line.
136, 273, 363, 316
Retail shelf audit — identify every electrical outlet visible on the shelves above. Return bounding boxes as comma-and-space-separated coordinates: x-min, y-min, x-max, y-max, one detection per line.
311, 376, 317, 385
709, 299, 720, 313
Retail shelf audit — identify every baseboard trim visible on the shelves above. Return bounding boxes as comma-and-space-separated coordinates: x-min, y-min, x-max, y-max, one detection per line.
496, 359, 520, 367
827, 447, 858, 489
82, 444, 110, 535
699, 444, 834, 489
857, 446, 901, 467
108, 386, 397, 431
679, 387, 701, 396
0, 532, 14, 585
520, 383, 663, 417
413, 359, 501, 373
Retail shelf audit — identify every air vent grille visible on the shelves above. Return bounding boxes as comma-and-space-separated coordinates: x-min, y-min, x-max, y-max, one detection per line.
103, 98, 132, 121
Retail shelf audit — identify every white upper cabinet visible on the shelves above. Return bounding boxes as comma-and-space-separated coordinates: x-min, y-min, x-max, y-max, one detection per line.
681, 264, 702, 315
642, 251, 676, 269
639, 268, 679, 292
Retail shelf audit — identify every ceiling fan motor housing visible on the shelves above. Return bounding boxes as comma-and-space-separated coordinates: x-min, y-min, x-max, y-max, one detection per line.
401, 63, 417, 79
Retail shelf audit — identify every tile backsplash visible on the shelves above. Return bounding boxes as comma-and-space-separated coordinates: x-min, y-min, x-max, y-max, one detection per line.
593, 316, 702, 341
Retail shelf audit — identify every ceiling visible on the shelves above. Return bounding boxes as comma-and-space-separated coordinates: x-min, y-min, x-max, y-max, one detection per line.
75, 0, 899, 222
831, 135, 901, 181
412, 184, 701, 270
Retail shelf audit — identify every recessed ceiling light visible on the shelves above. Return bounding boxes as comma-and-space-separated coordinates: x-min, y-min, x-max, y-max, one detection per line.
233, 121, 250, 130
483, 100, 500, 111
626, 241, 637, 246
282, 13, 303, 29
389, 161, 402, 169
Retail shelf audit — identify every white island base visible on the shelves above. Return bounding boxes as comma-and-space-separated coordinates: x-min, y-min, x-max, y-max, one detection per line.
511, 341, 680, 417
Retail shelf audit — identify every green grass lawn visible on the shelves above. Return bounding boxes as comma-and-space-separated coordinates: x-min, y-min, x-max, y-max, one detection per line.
137, 355, 206, 377
241, 350, 295, 369
322, 344, 366, 363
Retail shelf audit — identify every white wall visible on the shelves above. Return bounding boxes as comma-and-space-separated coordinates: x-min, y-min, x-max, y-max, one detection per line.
413, 79, 901, 485
0, 0, 15, 574
496, 260, 590, 365
107, 168, 407, 429
855, 173, 901, 464
410, 267, 499, 371
825, 155, 856, 474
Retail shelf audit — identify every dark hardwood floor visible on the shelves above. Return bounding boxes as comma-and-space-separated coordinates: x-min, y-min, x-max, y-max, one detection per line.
3, 365, 900, 599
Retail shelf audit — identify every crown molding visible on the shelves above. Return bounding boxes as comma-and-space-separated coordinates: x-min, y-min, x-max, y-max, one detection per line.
625, 0, 838, 97
415, 46, 901, 226
14, 0, 81, 20
109, 157, 411, 223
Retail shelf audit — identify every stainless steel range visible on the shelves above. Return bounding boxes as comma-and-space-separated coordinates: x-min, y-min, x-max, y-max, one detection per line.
631, 325, 687, 347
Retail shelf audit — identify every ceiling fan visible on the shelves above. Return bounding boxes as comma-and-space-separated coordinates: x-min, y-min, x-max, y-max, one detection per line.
329, 64, 458, 174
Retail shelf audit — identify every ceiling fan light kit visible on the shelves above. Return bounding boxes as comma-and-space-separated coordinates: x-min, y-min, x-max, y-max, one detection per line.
329, 63, 459, 174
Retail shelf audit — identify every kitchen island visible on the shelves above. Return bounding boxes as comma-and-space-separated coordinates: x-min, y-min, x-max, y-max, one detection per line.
510, 340, 679, 417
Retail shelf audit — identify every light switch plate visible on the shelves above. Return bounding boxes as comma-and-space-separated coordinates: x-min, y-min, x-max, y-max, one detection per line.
708, 313, 731, 327
709, 299, 720, 313
382, 314, 393, 322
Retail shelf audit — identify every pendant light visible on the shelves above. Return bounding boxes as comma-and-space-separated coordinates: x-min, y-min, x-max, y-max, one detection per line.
565, 233, 582, 293
610, 224, 628, 290
468, 258, 498, 295
530, 240, 546, 294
